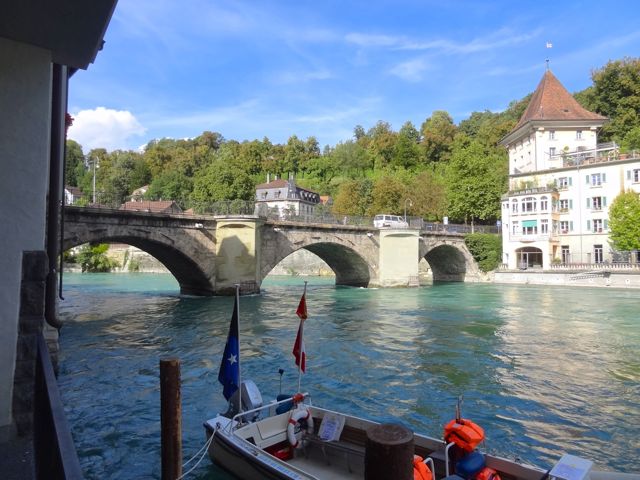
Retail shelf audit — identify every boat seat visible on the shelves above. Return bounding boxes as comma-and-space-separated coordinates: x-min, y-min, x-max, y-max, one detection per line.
305, 434, 365, 473
255, 412, 291, 446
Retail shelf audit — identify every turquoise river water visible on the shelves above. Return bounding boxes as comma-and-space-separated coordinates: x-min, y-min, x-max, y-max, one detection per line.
57, 274, 640, 479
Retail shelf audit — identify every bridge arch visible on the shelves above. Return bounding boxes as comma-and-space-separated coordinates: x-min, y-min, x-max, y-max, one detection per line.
63, 210, 217, 296
419, 239, 479, 282
260, 227, 377, 288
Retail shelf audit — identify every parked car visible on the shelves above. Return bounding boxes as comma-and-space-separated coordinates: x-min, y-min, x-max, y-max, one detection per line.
373, 214, 409, 228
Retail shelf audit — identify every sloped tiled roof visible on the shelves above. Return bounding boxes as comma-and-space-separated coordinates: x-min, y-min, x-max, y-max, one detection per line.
119, 200, 182, 213
513, 70, 606, 130
255, 179, 289, 189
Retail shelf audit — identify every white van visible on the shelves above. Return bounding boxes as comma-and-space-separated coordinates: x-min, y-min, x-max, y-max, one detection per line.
373, 214, 408, 228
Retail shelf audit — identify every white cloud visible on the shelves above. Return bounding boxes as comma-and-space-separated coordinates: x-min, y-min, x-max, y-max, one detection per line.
389, 58, 429, 82
68, 107, 147, 151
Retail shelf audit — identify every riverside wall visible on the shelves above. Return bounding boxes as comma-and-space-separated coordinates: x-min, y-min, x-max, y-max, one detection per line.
494, 270, 640, 289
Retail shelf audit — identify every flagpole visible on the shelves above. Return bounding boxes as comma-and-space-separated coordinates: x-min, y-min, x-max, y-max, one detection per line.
235, 284, 242, 415
297, 281, 307, 393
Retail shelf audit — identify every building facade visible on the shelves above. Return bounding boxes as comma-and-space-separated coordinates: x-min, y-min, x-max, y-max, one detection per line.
255, 176, 321, 219
500, 70, 640, 269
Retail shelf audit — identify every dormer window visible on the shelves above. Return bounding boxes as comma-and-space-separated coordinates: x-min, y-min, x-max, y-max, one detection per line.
549, 130, 556, 140
576, 130, 582, 140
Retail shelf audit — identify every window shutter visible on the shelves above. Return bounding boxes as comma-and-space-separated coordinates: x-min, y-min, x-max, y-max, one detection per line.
604, 219, 608, 230
627, 170, 631, 180
603, 197, 607, 207
586, 198, 591, 208
569, 199, 573, 209
602, 172, 606, 183
569, 177, 573, 186
586, 175, 590, 184
586, 220, 591, 231
569, 221, 574, 231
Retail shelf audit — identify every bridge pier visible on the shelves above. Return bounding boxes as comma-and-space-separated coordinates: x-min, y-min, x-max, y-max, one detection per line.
214, 217, 263, 295
374, 229, 421, 287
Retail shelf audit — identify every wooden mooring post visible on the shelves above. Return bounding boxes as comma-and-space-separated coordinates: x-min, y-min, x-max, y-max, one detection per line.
365, 423, 413, 480
160, 358, 182, 480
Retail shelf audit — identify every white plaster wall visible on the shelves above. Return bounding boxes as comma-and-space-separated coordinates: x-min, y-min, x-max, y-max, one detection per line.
0, 37, 52, 427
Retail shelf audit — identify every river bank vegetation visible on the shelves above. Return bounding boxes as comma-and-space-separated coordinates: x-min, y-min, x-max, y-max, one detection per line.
66, 58, 640, 232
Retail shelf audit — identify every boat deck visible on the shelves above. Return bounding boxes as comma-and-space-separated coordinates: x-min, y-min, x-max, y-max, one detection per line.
287, 439, 364, 479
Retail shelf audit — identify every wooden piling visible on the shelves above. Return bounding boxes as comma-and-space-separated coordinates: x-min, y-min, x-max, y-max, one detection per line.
160, 358, 182, 480
364, 423, 413, 480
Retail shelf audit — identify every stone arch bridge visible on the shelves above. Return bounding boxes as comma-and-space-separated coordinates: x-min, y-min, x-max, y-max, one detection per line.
63, 207, 480, 296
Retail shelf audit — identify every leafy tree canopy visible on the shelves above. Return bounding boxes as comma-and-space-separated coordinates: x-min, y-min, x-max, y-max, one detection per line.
608, 190, 640, 252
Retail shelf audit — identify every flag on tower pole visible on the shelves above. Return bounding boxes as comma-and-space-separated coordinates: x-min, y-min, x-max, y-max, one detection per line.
293, 282, 308, 392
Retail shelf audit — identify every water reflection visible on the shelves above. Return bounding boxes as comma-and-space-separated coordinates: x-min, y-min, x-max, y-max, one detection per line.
58, 275, 640, 478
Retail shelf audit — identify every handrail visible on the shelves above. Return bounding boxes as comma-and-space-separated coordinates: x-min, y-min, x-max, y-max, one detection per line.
34, 333, 83, 479
229, 392, 311, 432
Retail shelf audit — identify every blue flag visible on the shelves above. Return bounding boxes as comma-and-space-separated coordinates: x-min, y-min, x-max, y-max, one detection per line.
218, 293, 240, 401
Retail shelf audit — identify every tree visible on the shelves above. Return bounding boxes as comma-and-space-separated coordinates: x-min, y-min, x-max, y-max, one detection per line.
575, 57, 640, 142
409, 169, 447, 221
367, 121, 397, 169
367, 175, 407, 216
446, 135, 507, 225
146, 170, 193, 204
76, 243, 120, 272
622, 125, 640, 151
608, 190, 640, 252
65, 139, 84, 186
191, 160, 255, 205
392, 121, 421, 169
332, 179, 373, 215
420, 110, 457, 163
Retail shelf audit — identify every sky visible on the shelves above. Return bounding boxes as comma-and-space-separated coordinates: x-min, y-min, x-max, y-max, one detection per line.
67, 0, 640, 152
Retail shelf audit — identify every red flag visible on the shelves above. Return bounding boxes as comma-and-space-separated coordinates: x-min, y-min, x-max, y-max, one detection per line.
293, 293, 307, 372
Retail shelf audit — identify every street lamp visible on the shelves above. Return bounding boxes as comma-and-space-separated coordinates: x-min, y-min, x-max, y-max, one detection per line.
404, 198, 413, 223
91, 156, 99, 204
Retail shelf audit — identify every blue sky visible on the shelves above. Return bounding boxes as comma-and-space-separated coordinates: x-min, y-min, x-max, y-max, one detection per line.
67, 0, 640, 152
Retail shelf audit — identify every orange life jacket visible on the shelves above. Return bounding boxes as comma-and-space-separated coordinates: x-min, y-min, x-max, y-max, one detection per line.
475, 466, 500, 480
413, 455, 433, 480
443, 418, 485, 452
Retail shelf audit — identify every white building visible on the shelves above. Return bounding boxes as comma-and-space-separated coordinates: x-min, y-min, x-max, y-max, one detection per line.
255, 176, 321, 219
500, 69, 640, 269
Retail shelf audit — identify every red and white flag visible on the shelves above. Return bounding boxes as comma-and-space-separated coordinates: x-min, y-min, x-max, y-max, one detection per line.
292, 290, 307, 373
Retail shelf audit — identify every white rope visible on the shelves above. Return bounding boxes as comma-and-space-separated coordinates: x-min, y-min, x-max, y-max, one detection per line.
177, 428, 216, 479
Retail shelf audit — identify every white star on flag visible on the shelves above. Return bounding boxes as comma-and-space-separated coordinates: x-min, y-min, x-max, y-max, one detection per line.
227, 353, 237, 365
546, 42, 553, 48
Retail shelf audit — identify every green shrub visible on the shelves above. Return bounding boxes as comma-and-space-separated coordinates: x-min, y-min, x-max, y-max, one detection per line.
77, 243, 120, 272
464, 233, 502, 272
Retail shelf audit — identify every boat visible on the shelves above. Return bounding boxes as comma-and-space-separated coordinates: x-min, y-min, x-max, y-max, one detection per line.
203, 285, 639, 480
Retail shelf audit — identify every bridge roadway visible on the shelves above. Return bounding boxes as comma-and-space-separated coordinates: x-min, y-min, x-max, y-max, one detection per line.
63, 206, 480, 296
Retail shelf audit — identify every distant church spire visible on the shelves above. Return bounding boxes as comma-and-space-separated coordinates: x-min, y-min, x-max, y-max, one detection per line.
545, 41, 552, 71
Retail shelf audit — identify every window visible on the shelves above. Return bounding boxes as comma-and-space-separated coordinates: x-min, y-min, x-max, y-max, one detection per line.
592, 219, 603, 233
540, 196, 548, 211
511, 199, 518, 213
549, 130, 556, 140
261, 192, 267, 199
522, 221, 537, 235
594, 244, 604, 264
561, 245, 570, 263
629, 169, 640, 183
557, 177, 571, 189
576, 130, 582, 140
512, 221, 519, 235
522, 197, 537, 213
588, 173, 606, 186
560, 220, 571, 233
541, 219, 549, 234
559, 199, 571, 212
549, 147, 556, 157
589, 196, 605, 210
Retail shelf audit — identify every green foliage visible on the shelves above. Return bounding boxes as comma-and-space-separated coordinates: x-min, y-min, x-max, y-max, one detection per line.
62, 250, 77, 264
576, 57, 640, 142
622, 125, 640, 151
191, 159, 254, 204
465, 233, 502, 272
76, 243, 120, 272
420, 110, 457, 163
367, 175, 408, 216
332, 178, 373, 215
445, 135, 507, 224
65, 139, 84, 186
608, 190, 640, 252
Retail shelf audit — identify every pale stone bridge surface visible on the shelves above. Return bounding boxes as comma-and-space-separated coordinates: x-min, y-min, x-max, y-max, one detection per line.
63, 207, 480, 296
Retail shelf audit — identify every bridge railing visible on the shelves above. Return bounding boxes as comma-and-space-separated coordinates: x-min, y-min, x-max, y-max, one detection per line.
67, 196, 501, 234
